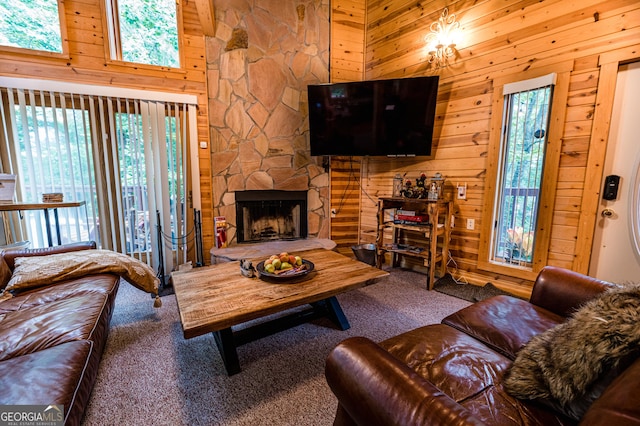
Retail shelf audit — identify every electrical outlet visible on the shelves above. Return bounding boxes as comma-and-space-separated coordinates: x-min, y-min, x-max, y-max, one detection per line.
466, 218, 475, 230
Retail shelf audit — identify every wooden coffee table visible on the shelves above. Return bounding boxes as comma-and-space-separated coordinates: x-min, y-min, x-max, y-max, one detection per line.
171, 248, 388, 375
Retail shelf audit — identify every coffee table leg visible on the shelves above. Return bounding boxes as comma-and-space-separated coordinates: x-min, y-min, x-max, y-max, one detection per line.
212, 328, 241, 375
322, 296, 350, 330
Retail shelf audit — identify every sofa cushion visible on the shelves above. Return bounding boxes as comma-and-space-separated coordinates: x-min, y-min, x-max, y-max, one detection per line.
380, 324, 512, 402
443, 295, 565, 360
503, 283, 640, 420
0, 340, 93, 425
0, 293, 110, 361
380, 324, 573, 425
0, 274, 118, 315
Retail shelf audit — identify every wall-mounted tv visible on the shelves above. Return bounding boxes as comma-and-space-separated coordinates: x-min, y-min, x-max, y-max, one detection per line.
307, 76, 439, 157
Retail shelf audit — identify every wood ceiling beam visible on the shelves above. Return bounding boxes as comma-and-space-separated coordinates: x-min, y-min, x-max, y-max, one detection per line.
193, 0, 215, 36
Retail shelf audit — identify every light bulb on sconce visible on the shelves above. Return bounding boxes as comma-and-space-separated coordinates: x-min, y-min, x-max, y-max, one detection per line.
425, 8, 460, 69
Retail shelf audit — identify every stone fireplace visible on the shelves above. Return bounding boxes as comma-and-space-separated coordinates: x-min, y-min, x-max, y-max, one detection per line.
235, 190, 308, 244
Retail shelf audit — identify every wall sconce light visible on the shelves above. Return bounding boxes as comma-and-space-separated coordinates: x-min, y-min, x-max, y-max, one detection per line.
425, 8, 460, 69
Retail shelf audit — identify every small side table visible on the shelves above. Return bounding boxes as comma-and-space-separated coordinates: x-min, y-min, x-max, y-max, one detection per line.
0, 201, 86, 247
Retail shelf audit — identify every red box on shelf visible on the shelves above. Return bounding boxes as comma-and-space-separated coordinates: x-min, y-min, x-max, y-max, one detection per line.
396, 214, 429, 223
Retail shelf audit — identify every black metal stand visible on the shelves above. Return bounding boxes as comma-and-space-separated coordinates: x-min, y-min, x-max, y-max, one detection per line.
156, 210, 174, 296
156, 208, 203, 297
194, 208, 203, 266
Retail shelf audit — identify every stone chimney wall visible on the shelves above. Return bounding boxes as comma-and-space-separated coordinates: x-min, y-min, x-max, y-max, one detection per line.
206, 1, 330, 245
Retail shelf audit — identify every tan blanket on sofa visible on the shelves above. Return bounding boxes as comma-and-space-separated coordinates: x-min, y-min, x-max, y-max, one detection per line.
4, 249, 161, 307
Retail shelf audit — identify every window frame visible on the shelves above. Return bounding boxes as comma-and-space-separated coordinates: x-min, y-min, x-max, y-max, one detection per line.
478, 64, 572, 281
102, 0, 185, 70
0, 0, 70, 59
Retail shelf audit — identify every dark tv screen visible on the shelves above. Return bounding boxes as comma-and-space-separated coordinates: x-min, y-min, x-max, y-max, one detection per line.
307, 76, 439, 157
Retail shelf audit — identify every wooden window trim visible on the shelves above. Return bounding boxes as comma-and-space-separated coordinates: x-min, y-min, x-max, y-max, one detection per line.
478, 62, 572, 281
0, 0, 70, 60
100, 0, 185, 71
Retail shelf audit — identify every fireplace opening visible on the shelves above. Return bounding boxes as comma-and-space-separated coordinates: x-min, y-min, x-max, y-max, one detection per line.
235, 190, 308, 244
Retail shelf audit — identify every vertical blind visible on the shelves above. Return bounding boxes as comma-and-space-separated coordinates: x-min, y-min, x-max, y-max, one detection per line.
0, 78, 199, 279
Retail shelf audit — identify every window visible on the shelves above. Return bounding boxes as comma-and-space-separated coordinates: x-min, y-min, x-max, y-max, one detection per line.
0, 78, 199, 279
479, 71, 569, 280
492, 78, 554, 267
0, 0, 66, 54
105, 0, 181, 68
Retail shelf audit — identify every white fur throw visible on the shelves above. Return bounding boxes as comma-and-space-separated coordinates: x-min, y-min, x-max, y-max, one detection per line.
503, 283, 640, 420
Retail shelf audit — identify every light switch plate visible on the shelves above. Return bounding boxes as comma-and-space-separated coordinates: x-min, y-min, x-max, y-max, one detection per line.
457, 183, 467, 200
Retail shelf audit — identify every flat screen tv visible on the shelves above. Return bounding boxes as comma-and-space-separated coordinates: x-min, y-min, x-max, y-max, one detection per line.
307, 76, 439, 157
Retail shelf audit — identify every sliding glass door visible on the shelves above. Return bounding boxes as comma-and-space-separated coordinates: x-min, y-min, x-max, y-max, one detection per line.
0, 79, 198, 279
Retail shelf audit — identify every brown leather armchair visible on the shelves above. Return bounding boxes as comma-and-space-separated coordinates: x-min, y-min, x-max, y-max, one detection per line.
325, 267, 640, 426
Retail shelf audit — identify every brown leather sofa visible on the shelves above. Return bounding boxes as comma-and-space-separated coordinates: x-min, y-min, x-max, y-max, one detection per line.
325, 266, 640, 425
0, 242, 120, 426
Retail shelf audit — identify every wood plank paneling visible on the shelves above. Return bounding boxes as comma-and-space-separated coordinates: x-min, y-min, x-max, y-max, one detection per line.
330, 0, 640, 294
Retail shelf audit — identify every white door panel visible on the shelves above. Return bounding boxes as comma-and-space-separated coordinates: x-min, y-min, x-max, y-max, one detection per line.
589, 62, 640, 283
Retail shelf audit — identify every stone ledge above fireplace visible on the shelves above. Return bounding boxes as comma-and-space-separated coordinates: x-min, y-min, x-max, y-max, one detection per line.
210, 238, 336, 264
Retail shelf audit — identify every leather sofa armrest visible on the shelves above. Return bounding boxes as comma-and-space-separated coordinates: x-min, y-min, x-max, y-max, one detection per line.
2, 241, 97, 270
325, 337, 485, 426
529, 266, 616, 317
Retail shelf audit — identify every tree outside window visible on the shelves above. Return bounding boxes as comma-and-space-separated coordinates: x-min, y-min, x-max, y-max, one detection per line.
105, 0, 180, 68
491, 80, 554, 268
0, 0, 64, 53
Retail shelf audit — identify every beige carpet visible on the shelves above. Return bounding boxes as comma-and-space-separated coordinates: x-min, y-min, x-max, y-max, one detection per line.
82, 268, 471, 426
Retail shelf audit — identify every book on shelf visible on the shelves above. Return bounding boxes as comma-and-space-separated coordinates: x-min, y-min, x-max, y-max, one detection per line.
396, 214, 429, 223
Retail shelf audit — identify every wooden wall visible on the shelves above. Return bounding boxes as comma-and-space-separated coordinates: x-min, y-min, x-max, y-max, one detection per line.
331, 0, 640, 295
329, 1, 366, 254
0, 0, 214, 259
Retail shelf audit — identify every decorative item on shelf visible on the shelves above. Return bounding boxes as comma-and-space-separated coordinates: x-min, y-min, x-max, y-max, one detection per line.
425, 8, 461, 70
0, 174, 17, 203
392, 174, 404, 198
428, 172, 445, 200
42, 192, 64, 203
401, 173, 432, 199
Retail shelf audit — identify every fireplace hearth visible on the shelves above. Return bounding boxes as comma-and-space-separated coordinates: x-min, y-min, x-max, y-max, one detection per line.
235, 190, 308, 244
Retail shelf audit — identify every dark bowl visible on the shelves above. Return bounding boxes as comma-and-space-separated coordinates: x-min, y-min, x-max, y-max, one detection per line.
255, 259, 315, 281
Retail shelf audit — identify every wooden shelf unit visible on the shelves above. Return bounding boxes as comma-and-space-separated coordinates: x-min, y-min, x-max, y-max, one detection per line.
376, 197, 452, 290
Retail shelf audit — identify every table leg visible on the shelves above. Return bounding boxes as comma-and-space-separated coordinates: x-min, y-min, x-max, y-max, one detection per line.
211, 296, 350, 376
43, 209, 53, 247
316, 296, 350, 330
53, 208, 61, 245
212, 328, 241, 375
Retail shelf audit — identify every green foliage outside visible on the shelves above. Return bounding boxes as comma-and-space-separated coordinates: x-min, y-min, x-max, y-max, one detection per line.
118, 0, 180, 68
0, 0, 62, 53
495, 87, 552, 262
0, 0, 179, 68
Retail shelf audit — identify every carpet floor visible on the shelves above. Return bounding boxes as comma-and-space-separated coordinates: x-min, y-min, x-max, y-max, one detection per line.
82, 268, 471, 426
